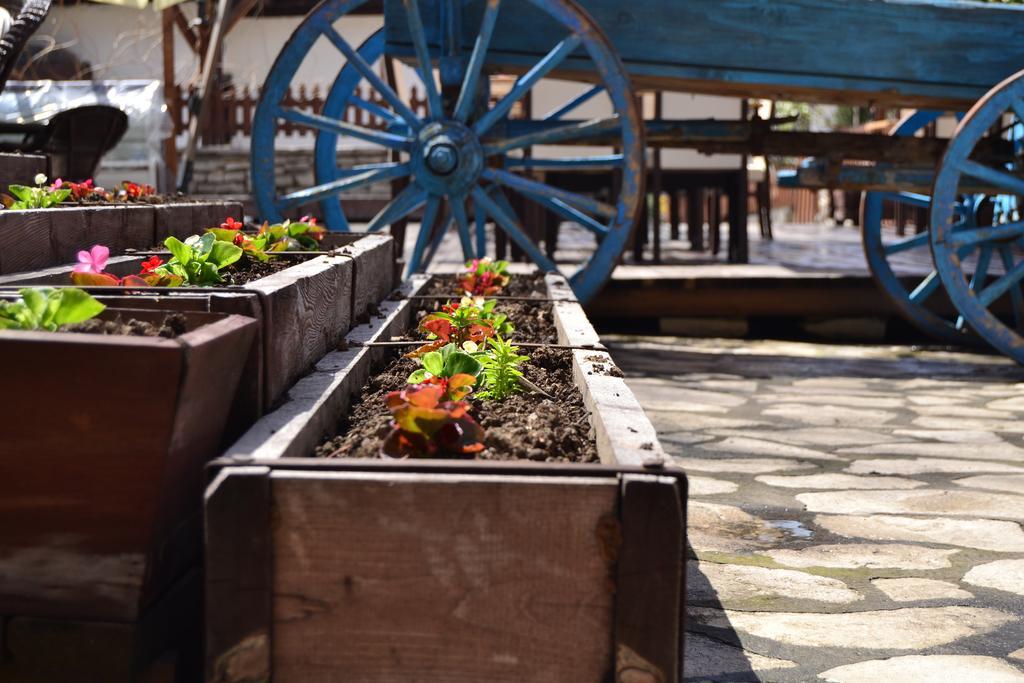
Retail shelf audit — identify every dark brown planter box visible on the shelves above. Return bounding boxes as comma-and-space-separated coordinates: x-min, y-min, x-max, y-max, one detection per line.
0, 308, 258, 624
0, 233, 396, 425
0, 152, 48, 191
0, 200, 245, 276
205, 274, 686, 683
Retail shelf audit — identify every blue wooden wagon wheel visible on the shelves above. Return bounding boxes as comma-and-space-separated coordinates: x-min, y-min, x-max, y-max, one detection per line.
931, 69, 1024, 364
251, 0, 644, 303
861, 110, 975, 345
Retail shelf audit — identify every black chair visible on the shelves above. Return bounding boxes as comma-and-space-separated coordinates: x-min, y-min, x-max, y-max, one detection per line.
20, 104, 128, 180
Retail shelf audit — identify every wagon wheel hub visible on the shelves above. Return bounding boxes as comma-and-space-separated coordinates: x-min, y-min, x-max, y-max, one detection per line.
413, 121, 483, 195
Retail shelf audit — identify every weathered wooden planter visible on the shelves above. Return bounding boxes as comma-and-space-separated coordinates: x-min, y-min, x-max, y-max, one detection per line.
0, 308, 258, 625
205, 273, 686, 683
0, 233, 395, 420
0, 200, 244, 276
0, 152, 48, 191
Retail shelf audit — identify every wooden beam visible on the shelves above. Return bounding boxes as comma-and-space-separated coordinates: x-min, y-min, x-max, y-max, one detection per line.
225, 0, 260, 36
170, 5, 199, 54
162, 9, 179, 184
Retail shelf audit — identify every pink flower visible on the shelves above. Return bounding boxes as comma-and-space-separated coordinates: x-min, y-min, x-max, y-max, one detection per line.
73, 245, 110, 273
51, 178, 63, 189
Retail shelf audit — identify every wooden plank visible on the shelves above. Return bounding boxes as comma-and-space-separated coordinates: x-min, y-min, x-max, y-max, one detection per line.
549, 275, 669, 468
0, 210, 55, 274
394, 0, 1024, 108
340, 233, 397, 322
224, 276, 427, 461
205, 467, 272, 683
0, 312, 256, 621
1, 569, 202, 683
245, 254, 355, 407
0, 153, 47, 190
153, 200, 245, 242
143, 314, 258, 610
270, 471, 618, 682
614, 474, 687, 683
49, 205, 155, 265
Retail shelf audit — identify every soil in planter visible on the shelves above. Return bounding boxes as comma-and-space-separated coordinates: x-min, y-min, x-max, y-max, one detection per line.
316, 346, 596, 463
218, 257, 304, 286
63, 313, 187, 338
418, 271, 551, 299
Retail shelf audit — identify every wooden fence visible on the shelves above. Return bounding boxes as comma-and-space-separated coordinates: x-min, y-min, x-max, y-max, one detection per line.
171, 83, 432, 144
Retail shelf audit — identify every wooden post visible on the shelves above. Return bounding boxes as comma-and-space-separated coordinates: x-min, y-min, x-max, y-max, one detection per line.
161, 9, 179, 188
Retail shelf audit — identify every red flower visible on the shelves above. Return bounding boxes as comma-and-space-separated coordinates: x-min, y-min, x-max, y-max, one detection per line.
140, 255, 164, 274
221, 217, 243, 230
233, 232, 246, 246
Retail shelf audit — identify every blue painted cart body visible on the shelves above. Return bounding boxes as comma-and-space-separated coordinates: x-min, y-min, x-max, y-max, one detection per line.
252, 0, 1024, 362
385, 0, 1024, 109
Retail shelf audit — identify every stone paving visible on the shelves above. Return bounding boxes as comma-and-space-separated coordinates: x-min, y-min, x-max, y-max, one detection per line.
607, 336, 1024, 682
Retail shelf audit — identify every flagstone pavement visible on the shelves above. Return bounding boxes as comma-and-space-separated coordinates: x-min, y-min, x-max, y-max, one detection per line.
607, 336, 1024, 682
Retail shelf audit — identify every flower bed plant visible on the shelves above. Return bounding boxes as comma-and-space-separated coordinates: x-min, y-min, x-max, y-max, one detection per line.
0, 176, 244, 276
0, 228, 396, 417
205, 264, 684, 683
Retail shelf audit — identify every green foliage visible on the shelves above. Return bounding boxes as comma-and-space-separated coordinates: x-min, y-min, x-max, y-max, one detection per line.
157, 234, 243, 286
5, 180, 71, 210
477, 336, 530, 401
407, 343, 483, 400
0, 287, 105, 331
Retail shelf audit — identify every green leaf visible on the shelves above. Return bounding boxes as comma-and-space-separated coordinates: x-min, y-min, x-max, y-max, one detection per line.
49, 288, 105, 326
407, 368, 431, 384
164, 237, 192, 265
20, 288, 46, 320
208, 240, 243, 269
444, 350, 483, 378
421, 351, 444, 377
7, 185, 33, 203
206, 227, 240, 243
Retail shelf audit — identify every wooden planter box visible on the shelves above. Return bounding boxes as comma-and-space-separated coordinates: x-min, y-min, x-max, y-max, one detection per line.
0, 233, 396, 419
0, 200, 244, 276
0, 308, 258, 626
0, 152, 48, 191
205, 274, 686, 683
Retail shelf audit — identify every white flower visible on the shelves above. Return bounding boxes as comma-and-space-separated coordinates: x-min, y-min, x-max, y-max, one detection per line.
33, 173, 47, 186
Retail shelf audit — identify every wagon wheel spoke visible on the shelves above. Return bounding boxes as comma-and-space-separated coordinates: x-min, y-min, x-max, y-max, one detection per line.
947, 220, 1024, 247
323, 25, 421, 129
908, 270, 942, 305
473, 33, 583, 136
474, 196, 488, 259
543, 85, 604, 121
977, 255, 1024, 308
504, 154, 623, 171
402, 0, 443, 118
957, 245, 993, 331
491, 173, 608, 238
454, 0, 500, 123
279, 108, 411, 150
423, 203, 457, 270
450, 196, 475, 261
366, 183, 428, 233
996, 246, 1024, 331
348, 95, 399, 124
883, 231, 929, 256
278, 163, 411, 210
482, 167, 616, 219
958, 159, 1024, 196
484, 116, 620, 156
472, 186, 562, 275
406, 196, 444, 276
